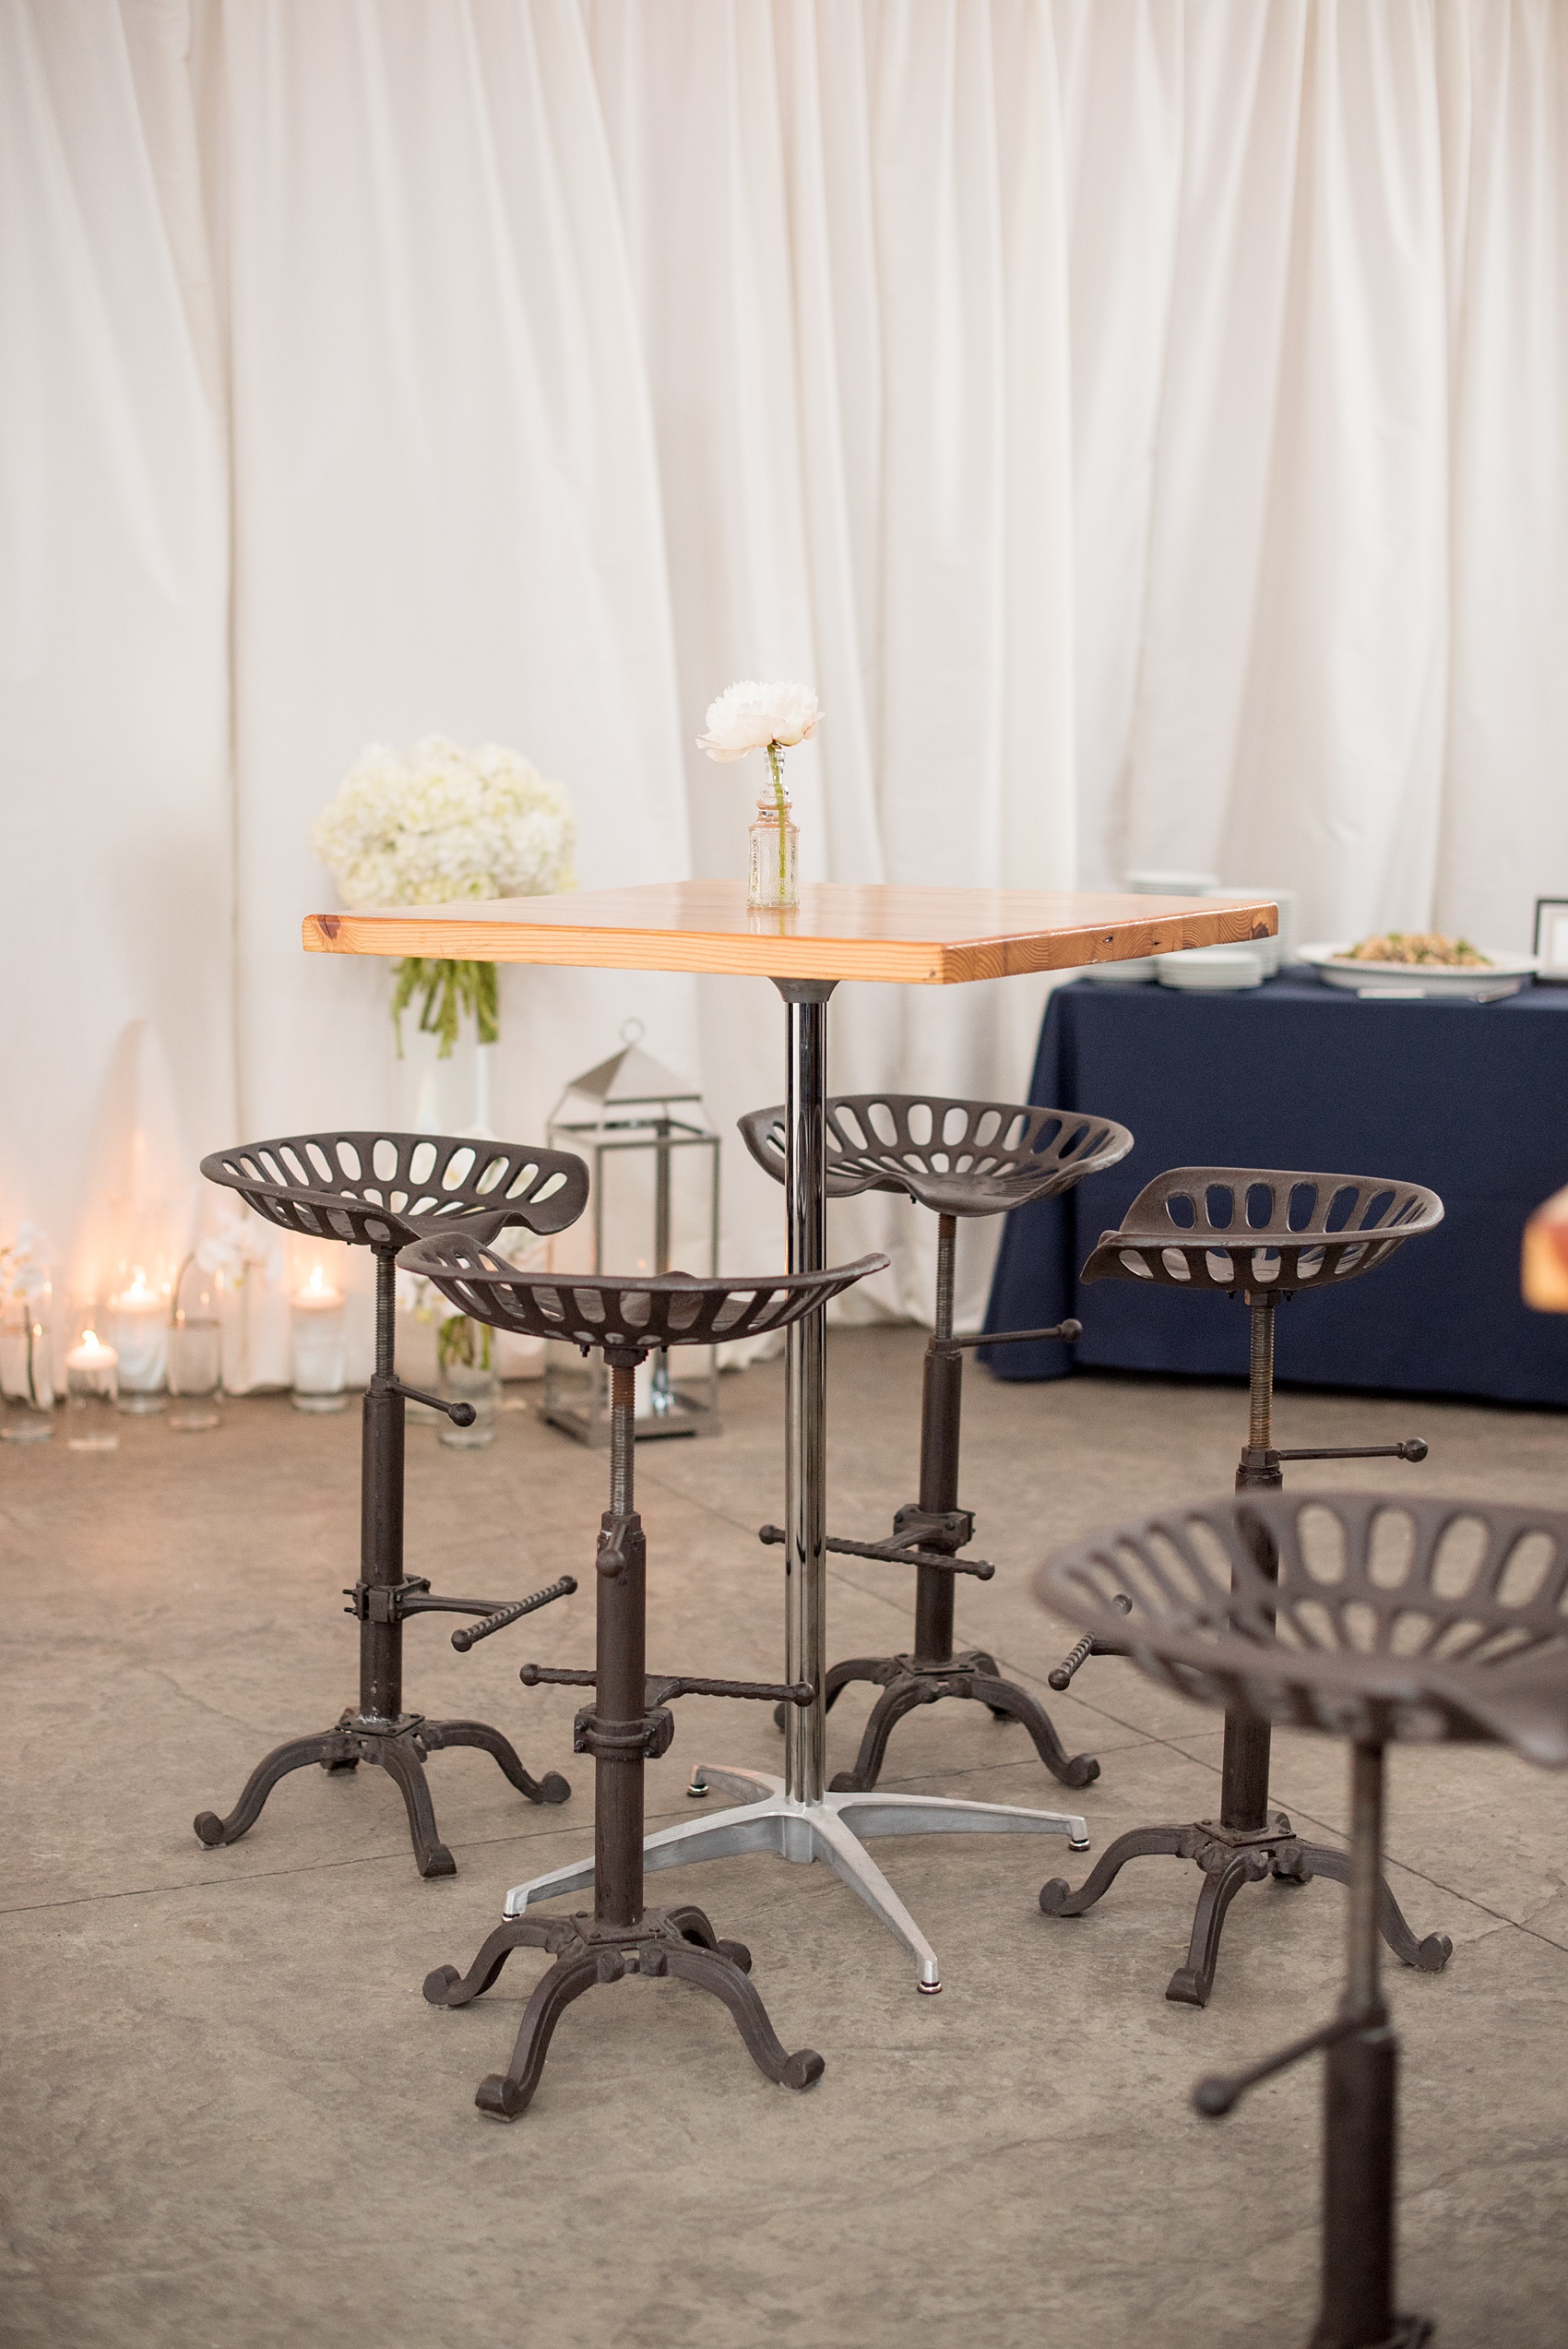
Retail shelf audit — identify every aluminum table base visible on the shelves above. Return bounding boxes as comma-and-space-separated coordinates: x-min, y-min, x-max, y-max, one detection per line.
501, 1766, 1089, 1992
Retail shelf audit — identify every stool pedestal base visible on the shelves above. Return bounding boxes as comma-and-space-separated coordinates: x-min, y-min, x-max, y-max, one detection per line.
424, 1902, 823, 2117
194, 1710, 569, 1880
1039, 1809, 1452, 2009
821, 1649, 1099, 1794
501, 1766, 1090, 1993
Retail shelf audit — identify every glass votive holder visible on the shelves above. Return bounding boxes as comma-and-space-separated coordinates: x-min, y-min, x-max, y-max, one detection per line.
65, 1331, 120, 1451
109, 1273, 169, 1414
438, 1349, 500, 1450
291, 1277, 348, 1413
1, 1283, 54, 1443
169, 1318, 222, 1431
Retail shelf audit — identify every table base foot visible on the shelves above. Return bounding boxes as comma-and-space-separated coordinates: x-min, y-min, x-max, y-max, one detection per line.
500, 1771, 1089, 1992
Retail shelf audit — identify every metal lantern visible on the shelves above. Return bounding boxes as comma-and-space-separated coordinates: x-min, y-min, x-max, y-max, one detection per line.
543, 1023, 721, 1445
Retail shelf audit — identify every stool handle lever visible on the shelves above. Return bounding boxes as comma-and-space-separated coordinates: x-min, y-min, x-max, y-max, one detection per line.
447, 1576, 579, 1651
648, 1674, 815, 1708
757, 1524, 995, 1580
1270, 1438, 1428, 1465
1194, 2005, 1382, 2118
519, 1663, 814, 1707
386, 1376, 476, 1428
933, 1318, 1081, 1355
1048, 1593, 1133, 1690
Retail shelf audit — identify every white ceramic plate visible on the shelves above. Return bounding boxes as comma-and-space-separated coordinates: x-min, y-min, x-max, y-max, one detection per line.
1156, 946, 1266, 993
1301, 943, 1538, 1001
1083, 957, 1159, 984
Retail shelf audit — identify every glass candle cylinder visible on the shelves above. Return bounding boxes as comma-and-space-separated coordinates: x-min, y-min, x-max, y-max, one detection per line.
169, 1257, 222, 1431
169, 1321, 222, 1430
291, 1272, 348, 1412
109, 1272, 168, 1413
1, 1280, 54, 1442
747, 791, 799, 911
65, 1330, 120, 1450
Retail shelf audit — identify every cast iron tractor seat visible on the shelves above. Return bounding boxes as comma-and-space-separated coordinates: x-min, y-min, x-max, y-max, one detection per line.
1043, 1165, 1449, 2007
740, 1091, 1132, 1793
192, 1130, 589, 1878
407, 1236, 889, 2118
1078, 1163, 1441, 1296
1039, 1490, 1568, 2349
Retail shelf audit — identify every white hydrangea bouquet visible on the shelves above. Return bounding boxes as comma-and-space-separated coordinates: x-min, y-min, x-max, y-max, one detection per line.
312, 735, 576, 1055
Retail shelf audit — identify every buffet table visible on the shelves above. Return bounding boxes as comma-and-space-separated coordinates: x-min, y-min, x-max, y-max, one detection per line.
983, 972, 1568, 1405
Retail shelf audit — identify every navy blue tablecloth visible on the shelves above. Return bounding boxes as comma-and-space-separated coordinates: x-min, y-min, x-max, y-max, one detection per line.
982, 974, 1568, 1404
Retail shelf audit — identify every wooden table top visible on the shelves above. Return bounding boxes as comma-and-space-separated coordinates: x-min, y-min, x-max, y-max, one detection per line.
302, 879, 1277, 987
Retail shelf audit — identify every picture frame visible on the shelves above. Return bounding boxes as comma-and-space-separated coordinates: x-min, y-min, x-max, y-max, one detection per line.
1533, 899, 1568, 984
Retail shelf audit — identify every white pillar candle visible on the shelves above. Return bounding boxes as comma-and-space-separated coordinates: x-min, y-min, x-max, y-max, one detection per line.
65, 1330, 119, 1449
109, 1271, 169, 1405
291, 1267, 347, 1410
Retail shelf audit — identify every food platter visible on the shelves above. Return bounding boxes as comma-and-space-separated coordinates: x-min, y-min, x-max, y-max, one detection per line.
1300, 943, 1538, 1002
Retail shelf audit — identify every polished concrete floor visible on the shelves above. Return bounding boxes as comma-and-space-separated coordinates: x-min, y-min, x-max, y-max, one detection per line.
4, 1331, 1567, 2349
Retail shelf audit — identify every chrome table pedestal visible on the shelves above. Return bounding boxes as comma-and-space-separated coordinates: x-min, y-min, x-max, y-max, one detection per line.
501, 979, 1089, 1991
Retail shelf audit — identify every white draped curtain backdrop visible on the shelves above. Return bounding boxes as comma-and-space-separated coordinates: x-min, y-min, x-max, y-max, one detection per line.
5, 0, 1565, 1373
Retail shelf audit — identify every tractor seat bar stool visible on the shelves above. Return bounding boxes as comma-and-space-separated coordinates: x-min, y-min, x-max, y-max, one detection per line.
740, 1091, 1133, 1794
406, 1237, 890, 2116
1039, 1489, 1568, 2349
1042, 1165, 1449, 2005
192, 1131, 588, 1878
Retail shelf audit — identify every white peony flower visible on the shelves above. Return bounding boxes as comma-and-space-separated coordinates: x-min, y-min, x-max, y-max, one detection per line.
311, 735, 576, 909
697, 680, 822, 763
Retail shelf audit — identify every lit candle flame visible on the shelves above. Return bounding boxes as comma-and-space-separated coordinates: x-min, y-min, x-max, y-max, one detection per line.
114, 1269, 161, 1309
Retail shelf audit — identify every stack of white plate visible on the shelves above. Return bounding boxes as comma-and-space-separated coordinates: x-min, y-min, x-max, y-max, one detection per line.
1087, 871, 1284, 990
1204, 885, 1295, 973
1084, 956, 1159, 985
1086, 869, 1219, 985
1157, 944, 1267, 992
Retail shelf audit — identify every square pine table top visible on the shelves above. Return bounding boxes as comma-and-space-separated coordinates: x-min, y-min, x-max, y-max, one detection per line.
303, 880, 1277, 988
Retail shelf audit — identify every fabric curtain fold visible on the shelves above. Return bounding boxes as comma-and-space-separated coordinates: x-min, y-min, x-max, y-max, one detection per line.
0, 0, 232, 1284
5, 0, 1566, 1345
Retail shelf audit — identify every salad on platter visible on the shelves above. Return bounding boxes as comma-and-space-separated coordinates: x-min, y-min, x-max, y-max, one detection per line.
1339, 933, 1491, 969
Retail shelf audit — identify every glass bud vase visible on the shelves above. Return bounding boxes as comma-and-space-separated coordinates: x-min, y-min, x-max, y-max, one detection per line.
169, 1257, 222, 1432
1, 1276, 54, 1443
747, 792, 799, 911
437, 1314, 499, 1449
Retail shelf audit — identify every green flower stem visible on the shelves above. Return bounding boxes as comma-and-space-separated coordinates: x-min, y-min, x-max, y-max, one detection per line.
390, 957, 499, 1058
766, 743, 789, 891
437, 1312, 493, 1373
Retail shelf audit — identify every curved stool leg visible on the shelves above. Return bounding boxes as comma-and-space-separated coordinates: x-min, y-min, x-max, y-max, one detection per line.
664, 1903, 754, 1973
423, 1916, 559, 2009
193, 1728, 349, 1848
374, 1735, 456, 1878
475, 1949, 603, 2120
1166, 1853, 1256, 2008
968, 1673, 1100, 1791
1290, 1841, 1454, 1973
967, 1651, 1012, 1722
421, 1718, 571, 1806
1039, 1823, 1190, 1918
829, 1676, 931, 1793
661, 1942, 825, 2092
774, 1655, 890, 1734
